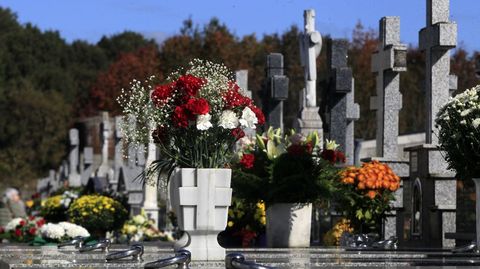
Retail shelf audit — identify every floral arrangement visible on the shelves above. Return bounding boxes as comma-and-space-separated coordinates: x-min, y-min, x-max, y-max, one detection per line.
67, 195, 128, 234
336, 160, 400, 233
40, 191, 79, 222
223, 198, 266, 247
233, 127, 341, 204
323, 218, 354, 246
119, 211, 173, 243
0, 216, 45, 242
436, 85, 480, 179
118, 59, 264, 183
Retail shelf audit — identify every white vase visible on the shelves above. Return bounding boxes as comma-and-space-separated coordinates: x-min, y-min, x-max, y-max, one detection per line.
266, 203, 312, 247
473, 178, 480, 250
169, 168, 232, 261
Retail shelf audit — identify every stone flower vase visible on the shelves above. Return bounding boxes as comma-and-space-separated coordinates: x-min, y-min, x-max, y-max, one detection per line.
473, 178, 480, 250
169, 168, 232, 261
266, 203, 312, 247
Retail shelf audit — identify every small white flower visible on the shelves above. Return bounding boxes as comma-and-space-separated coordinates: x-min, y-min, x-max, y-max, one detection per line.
58, 222, 90, 238
239, 107, 258, 129
196, 113, 213, 130
219, 110, 239, 129
460, 109, 472, 117
133, 215, 146, 225
473, 118, 480, 128
41, 223, 65, 240
460, 120, 467, 125
5, 218, 24, 232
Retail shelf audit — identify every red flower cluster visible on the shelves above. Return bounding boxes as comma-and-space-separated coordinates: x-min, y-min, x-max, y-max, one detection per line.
151, 82, 175, 106
176, 74, 206, 97
321, 149, 346, 164
240, 154, 255, 169
231, 128, 245, 140
287, 142, 314, 156
223, 82, 265, 125
185, 98, 209, 115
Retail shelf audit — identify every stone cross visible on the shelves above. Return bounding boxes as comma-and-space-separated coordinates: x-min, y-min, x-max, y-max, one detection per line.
80, 147, 94, 186
111, 116, 124, 191
296, 9, 324, 141
326, 39, 359, 165
143, 121, 160, 226
264, 53, 289, 132
419, 0, 457, 145
235, 70, 251, 98
96, 111, 111, 179
370, 17, 407, 159
67, 128, 81, 187
299, 9, 322, 108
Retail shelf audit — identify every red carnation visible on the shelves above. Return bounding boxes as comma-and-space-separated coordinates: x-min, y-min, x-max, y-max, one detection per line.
29, 227, 36, 235
185, 98, 210, 115
14, 229, 22, 237
223, 89, 252, 109
36, 219, 45, 227
28, 216, 35, 221
19, 220, 26, 226
248, 105, 265, 125
239, 154, 255, 169
172, 106, 189, 128
231, 128, 245, 140
336, 151, 346, 163
151, 83, 175, 106
176, 74, 205, 97
321, 149, 336, 163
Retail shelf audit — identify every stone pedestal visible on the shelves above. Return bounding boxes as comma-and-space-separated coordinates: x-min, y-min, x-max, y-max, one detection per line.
296, 107, 323, 140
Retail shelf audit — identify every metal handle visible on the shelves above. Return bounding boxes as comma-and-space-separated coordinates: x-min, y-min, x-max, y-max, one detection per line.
58, 236, 85, 249
78, 238, 111, 253
226, 253, 276, 269
144, 249, 191, 269
106, 244, 144, 262
371, 236, 398, 249
452, 241, 478, 253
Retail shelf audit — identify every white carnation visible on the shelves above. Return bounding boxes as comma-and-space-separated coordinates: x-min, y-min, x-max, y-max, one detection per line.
239, 107, 258, 129
41, 223, 65, 240
219, 110, 239, 129
5, 218, 24, 232
58, 222, 90, 238
473, 118, 480, 128
196, 113, 213, 130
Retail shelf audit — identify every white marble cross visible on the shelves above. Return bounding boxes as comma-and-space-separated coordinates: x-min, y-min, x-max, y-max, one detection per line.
299, 9, 322, 108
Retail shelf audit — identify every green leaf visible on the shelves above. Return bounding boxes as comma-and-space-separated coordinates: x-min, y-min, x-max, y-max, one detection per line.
365, 210, 372, 220
356, 209, 363, 220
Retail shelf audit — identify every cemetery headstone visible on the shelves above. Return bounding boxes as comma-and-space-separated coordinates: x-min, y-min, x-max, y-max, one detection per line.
111, 116, 124, 191
80, 147, 94, 186
67, 128, 81, 187
402, 0, 457, 248
235, 70, 251, 98
95, 111, 112, 181
365, 17, 410, 239
143, 122, 160, 226
264, 53, 289, 132
296, 9, 324, 140
325, 38, 359, 165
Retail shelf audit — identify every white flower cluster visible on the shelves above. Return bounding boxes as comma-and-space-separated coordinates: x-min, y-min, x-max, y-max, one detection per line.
200, 107, 258, 131
58, 222, 90, 238
60, 191, 78, 208
5, 218, 24, 232
41, 223, 65, 240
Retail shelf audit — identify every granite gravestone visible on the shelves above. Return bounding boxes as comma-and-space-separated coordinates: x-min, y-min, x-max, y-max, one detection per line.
111, 116, 124, 192
325, 39, 359, 166
367, 17, 410, 240
296, 9, 324, 139
67, 128, 81, 187
402, 0, 457, 248
264, 53, 289, 132
95, 112, 112, 182
235, 70, 251, 98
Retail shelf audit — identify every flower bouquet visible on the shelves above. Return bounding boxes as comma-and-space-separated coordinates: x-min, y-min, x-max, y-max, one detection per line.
67, 194, 127, 237
233, 128, 341, 247
119, 211, 174, 243
118, 59, 264, 260
0, 216, 45, 243
335, 160, 400, 234
435, 85, 480, 179
40, 191, 78, 222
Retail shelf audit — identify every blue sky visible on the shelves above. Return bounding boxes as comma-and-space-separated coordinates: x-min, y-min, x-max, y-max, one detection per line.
1, 0, 479, 52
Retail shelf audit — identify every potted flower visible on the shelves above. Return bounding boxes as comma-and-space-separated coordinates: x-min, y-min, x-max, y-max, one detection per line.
118, 59, 264, 260
435, 84, 480, 248
67, 194, 128, 238
335, 160, 400, 236
233, 128, 341, 247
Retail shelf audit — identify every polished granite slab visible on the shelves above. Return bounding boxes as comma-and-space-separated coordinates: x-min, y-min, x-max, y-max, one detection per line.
1, 245, 480, 268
